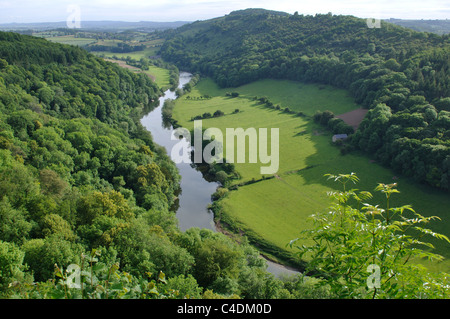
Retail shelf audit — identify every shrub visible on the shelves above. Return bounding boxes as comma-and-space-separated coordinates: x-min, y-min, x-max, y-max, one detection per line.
213, 110, 225, 117
290, 173, 450, 299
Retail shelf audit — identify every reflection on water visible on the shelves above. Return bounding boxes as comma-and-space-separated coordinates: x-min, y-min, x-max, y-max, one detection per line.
140, 72, 218, 232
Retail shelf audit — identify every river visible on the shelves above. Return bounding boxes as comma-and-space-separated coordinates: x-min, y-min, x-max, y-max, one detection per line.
140, 72, 299, 277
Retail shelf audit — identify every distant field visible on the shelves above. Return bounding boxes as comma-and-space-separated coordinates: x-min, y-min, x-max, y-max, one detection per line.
92, 47, 159, 60
44, 35, 96, 46
145, 65, 171, 90
104, 58, 171, 90
43, 34, 162, 60
225, 79, 360, 116
43, 34, 167, 87
173, 77, 450, 272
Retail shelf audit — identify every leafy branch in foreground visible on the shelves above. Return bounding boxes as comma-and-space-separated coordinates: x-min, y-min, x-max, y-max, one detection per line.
8, 249, 177, 299
290, 173, 450, 299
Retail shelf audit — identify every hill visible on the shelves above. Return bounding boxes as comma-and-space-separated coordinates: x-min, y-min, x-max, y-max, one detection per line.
0, 21, 190, 32
160, 8, 450, 192
386, 18, 450, 35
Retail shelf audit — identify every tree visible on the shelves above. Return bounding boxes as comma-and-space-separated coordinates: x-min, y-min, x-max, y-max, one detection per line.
22, 236, 84, 282
215, 170, 229, 186
37, 86, 55, 105
0, 198, 33, 244
76, 190, 134, 225
192, 236, 244, 293
41, 213, 77, 241
39, 168, 68, 197
165, 274, 202, 299
113, 220, 194, 279
290, 173, 450, 299
140, 57, 150, 71
0, 241, 30, 296
213, 110, 225, 117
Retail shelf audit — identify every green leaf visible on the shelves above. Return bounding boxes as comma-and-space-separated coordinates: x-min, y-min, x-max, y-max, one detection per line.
158, 271, 167, 284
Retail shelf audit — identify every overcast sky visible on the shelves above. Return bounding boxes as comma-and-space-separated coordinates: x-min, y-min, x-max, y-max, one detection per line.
1, 0, 449, 24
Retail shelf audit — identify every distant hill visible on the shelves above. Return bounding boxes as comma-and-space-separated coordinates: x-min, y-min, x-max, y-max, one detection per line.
161, 9, 448, 89
0, 20, 190, 32
386, 18, 450, 35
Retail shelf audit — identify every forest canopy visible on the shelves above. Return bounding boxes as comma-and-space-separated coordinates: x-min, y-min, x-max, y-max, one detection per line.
0, 31, 186, 294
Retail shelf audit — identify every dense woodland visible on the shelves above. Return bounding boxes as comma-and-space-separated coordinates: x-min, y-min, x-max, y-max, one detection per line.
160, 9, 450, 192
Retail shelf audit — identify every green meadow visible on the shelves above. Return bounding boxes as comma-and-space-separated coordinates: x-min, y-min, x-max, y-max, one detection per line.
102, 58, 171, 91
92, 47, 159, 60
144, 66, 171, 90
173, 78, 450, 272
44, 35, 96, 46
233, 79, 360, 115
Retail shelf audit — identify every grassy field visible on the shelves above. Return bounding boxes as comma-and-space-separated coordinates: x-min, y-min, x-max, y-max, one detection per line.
174, 78, 363, 182
232, 79, 360, 115
92, 47, 159, 60
103, 58, 171, 90
172, 77, 450, 272
144, 66, 171, 90
44, 35, 96, 46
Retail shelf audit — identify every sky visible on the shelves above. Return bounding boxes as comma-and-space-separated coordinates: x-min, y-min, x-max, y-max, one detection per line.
0, 0, 449, 24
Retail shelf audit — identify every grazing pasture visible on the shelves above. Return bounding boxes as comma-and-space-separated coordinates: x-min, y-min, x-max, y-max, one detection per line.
173, 78, 450, 271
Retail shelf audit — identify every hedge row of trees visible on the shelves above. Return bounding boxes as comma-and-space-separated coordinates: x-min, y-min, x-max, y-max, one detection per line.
160, 9, 450, 191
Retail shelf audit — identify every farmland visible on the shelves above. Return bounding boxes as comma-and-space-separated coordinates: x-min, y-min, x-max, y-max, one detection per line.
172, 77, 450, 271
104, 58, 171, 90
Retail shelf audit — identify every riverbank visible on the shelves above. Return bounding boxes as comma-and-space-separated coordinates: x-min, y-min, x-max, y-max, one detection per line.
139, 71, 302, 277
214, 218, 302, 276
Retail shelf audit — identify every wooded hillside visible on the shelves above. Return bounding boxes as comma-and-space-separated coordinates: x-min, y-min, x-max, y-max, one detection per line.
160, 9, 450, 191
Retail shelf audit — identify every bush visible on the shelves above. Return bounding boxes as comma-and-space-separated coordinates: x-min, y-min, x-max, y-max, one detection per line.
0, 241, 30, 295
213, 110, 225, 117
290, 173, 450, 299
226, 92, 240, 98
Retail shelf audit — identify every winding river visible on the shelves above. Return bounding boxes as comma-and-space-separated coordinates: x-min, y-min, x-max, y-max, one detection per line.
140, 72, 299, 277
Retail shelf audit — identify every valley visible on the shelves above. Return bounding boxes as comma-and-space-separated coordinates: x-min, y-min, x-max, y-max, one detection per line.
1, 7, 449, 299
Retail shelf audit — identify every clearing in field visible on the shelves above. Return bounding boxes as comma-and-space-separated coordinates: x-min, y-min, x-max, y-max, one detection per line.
336, 108, 369, 130
172, 78, 450, 272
